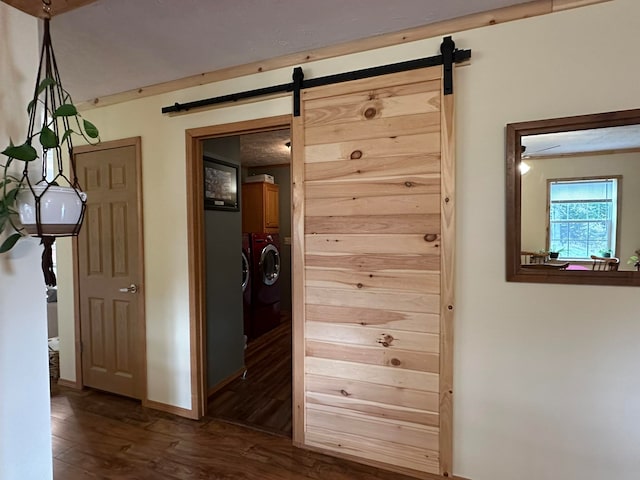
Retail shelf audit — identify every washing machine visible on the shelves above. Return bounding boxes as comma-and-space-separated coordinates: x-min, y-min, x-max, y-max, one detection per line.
242, 233, 252, 339
250, 233, 281, 338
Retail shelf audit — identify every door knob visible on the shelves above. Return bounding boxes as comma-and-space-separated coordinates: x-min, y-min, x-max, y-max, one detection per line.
119, 284, 138, 294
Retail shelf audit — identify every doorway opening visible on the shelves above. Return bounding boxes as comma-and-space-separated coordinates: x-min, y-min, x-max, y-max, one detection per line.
185, 115, 293, 435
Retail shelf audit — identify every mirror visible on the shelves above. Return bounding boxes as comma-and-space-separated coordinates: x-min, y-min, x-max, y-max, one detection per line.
506, 109, 640, 286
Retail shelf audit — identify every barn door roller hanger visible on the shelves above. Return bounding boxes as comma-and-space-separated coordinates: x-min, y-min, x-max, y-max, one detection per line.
162, 36, 470, 116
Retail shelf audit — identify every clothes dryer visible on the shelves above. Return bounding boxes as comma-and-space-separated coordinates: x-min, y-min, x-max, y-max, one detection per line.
249, 233, 281, 338
241, 233, 252, 338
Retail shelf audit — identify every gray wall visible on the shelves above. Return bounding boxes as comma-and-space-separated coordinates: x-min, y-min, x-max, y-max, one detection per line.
247, 165, 292, 313
203, 137, 244, 389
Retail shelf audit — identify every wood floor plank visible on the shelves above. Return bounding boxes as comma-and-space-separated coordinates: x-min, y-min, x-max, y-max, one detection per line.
52, 435, 77, 459
50, 317, 421, 479
53, 459, 99, 480
207, 318, 293, 436
51, 386, 419, 480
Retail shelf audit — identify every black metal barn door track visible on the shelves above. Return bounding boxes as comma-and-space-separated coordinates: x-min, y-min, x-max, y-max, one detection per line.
162, 36, 470, 116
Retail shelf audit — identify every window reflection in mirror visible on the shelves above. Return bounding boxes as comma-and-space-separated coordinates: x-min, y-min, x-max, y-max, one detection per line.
506, 109, 640, 286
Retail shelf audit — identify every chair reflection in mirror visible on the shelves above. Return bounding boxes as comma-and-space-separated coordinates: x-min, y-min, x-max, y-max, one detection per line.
590, 255, 620, 271
521, 250, 548, 264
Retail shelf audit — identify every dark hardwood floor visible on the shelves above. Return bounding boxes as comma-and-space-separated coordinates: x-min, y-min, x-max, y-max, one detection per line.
51, 316, 417, 479
51, 386, 416, 479
207, 317, 292, 436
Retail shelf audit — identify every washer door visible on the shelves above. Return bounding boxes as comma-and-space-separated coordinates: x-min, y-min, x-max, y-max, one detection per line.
241, 251, 250, 292
259, 244, 280, 286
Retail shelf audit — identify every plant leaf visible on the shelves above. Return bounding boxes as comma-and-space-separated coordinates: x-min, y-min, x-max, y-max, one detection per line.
0, 213, 8, 233
83, 119, 99, 139
5, 187, 20, 204
0, 177, 17, 189
0, 233, 21, 253
1, 142, 38, 161
40, 126, 59, 148
27, 98, 37, 114
54, 104, 78, 117
60, 129, 74, 145
36, 77, 56, 96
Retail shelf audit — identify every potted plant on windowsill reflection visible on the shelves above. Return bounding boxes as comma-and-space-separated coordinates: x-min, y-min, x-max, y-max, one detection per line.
599, 248, 612, 258
628, 249, 640, 271
0, 77, 100, 254
548, 248, 564, 260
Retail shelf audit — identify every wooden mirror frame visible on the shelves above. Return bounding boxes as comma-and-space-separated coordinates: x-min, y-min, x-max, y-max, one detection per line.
506, 108, 640, 286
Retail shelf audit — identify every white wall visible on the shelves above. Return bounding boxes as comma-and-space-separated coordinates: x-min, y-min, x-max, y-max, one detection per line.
522, 152, 640, 268
56, 1, 640, 479
0, 5, 53, 480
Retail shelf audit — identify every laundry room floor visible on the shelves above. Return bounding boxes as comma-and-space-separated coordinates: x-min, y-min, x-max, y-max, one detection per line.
207, 313, 292, 436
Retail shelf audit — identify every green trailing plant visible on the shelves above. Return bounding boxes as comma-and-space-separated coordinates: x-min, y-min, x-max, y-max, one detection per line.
628, 249, 640, 271
0, 77, 100, 253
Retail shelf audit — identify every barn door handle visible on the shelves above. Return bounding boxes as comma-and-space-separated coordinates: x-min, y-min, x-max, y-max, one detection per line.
119, 284, 138, 294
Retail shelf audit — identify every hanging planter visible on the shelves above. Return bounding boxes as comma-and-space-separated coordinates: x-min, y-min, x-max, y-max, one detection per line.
16, 185, 87, 235
0, 0, 100, 285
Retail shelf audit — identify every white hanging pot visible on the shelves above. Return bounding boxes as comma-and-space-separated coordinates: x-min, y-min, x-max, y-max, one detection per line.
16, 185, 87, 235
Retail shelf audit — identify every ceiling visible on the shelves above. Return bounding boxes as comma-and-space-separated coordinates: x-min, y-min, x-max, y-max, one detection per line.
8, 1, 632, 167
6, 0, 532, 102
240, 129, 291, 168
523, 125, 640, 158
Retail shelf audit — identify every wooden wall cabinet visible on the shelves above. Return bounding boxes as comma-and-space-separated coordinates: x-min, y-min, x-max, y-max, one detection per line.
242, 182, 279, 233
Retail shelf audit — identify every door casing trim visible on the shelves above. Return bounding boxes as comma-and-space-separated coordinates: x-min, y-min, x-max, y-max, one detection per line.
185, 114, 292, 418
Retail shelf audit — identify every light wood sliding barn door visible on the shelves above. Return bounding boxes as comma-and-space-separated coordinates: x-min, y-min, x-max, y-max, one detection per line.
291, 66, 455, 478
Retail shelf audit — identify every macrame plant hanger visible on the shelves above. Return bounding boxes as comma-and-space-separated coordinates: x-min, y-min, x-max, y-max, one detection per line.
19, 0, 89, 286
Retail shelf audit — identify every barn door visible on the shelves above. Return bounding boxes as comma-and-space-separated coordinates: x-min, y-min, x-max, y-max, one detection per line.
291, 66, 454, 477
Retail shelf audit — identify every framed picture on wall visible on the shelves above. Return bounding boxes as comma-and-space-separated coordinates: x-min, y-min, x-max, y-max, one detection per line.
203, 156, 239, 211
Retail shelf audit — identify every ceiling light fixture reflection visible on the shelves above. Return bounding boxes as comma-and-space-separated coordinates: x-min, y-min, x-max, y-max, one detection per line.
519, 145, 530, 174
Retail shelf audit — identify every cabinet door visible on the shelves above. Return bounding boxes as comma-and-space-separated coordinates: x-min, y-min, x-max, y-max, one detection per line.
241, 183, 263, 233
264, 184, 279, 228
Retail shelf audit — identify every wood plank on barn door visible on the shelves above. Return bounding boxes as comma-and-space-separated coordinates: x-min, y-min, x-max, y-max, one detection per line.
292, 66, 455, 478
